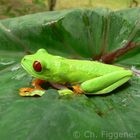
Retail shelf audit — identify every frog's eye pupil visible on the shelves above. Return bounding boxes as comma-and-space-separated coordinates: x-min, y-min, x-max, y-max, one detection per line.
33, 61, 42, 72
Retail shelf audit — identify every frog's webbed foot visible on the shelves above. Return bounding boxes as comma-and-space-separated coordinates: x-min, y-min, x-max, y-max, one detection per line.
19, 79, 46, 97
19, 88, 45, 97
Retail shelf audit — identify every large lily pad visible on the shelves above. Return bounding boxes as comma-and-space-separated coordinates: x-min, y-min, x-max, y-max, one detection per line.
0, 8, 140, 140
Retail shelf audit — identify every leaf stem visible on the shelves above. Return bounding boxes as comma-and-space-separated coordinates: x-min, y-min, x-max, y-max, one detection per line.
100, 42, 140, 64
96, 19, 140, 64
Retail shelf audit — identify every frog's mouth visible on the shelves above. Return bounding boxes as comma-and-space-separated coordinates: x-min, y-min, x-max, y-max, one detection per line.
21, 57, 36, 77
21, 61, 34, 76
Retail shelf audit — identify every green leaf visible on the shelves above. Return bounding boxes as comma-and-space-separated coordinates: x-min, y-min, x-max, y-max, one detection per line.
0, 8, 140, 140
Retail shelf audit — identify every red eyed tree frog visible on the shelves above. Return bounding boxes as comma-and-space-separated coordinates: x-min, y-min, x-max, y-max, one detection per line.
19, 49, 133, 96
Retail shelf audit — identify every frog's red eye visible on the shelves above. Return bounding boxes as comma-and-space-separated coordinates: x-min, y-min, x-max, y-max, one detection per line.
33, 61, 42, 72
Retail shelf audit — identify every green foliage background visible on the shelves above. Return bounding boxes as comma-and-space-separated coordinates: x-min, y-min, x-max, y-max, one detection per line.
0, 8, 140, 140
0, 0, 140, 19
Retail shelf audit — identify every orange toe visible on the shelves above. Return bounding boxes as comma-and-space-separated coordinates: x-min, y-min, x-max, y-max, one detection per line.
72, 86, 84, 94
19, 88, 34, 96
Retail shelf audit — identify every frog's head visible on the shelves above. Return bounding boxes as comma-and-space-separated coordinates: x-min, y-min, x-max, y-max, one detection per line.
21, 49, 50, 80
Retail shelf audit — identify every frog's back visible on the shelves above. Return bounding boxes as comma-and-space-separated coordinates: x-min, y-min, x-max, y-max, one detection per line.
55, 58, 125, 83
68, 59, 124, 75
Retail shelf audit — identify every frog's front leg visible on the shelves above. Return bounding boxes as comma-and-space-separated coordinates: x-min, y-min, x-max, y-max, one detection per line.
19, 79, 45, 96
19, 79, 74, 96
80, 70, 132, 94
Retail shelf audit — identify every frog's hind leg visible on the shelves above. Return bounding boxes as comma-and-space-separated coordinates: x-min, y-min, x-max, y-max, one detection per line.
92, 77, 130, 94
80, 70, 132, 95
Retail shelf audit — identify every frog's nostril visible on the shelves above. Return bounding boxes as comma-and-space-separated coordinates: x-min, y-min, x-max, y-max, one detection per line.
22, 58, 26, 62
